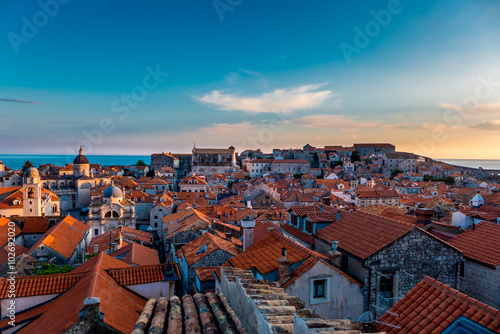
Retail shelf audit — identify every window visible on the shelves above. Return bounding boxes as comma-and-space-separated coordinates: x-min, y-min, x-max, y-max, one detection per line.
379, 275, 394, 299
94, 229, 99, 236
313, 280, 326, 298
310, 277, 330, 304
459, 261, 466, 278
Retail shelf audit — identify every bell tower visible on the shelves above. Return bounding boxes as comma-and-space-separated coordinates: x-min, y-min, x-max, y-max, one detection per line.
23, 167, 42, 216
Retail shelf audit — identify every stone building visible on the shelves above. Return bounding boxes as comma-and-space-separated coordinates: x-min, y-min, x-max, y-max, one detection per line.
41, 147, 111, 211
270, 159, 310, 174
383, 152, 418, 174
150, 152, 192, 177
355, 189, 400, 208
449, 222, 500, 309
87, 185, 137, 237
354, 143, 395, 156
191, 146, 237, 176
0, 167, 61, 218
179, 232, 239, 293
314, 210, 463, 315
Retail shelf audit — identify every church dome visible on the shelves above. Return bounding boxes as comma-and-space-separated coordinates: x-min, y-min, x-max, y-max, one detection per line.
25, 167, 40, 178
103, 185, 123, 198
73, 146, 89, 164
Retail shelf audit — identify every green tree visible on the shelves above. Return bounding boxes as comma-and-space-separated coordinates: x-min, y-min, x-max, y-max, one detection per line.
34, 263, 74, 275
22, 160, 34, 171
136, 160, 147, 166
146, 170, 155, 177
293, 173, 303, 179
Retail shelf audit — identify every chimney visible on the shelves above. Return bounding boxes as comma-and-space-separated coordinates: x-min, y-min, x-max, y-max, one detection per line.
268, 227, 275, 233
241, 220, 255, 251
415, 208, 433, 224
79, 297, 104, 330
110, 242, 117, 254
247, 200, 252, 209
225, 232, 232, 240
93, 244, 99, 254
328, 241, 342, 267
278, 247, 291, 284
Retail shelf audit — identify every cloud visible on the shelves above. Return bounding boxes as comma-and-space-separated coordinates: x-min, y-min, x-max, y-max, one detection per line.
469, 120, 500, 131
0, 98, 41, 104
438, 101, 500, 114
197, 83, 335, 113
289, 114, 377, 129
185, 121, 257, 136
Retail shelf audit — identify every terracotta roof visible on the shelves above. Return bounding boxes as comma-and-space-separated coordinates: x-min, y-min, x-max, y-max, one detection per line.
132, 293, 243, 334
108, 264, 166, 285
111, 242, 160, 266
21, 217, 51, 233
377, 276, 500, 333
0, 272, 86, 298
448, 222, 500, 267
29, 216, 89, 259
314, 210, 415, 260
0, 217, 21, 246
163, 208, 212, 239
194, 266, 221, 282
252, 220, 277, 244
0, 244, 30, 264
280, 223, 316, 246
0, 253, 147, 334
182, 233, 240, 266
227, 230, 327, 275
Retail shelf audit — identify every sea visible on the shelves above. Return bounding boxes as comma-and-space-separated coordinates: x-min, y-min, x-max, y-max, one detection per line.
439, 159, 500, 170
0, 155, 151, 171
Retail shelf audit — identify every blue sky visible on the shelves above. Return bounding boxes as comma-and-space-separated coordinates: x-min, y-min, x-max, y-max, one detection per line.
1, 0, 499, 158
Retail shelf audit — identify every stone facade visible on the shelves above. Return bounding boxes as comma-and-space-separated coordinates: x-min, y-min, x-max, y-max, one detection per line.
191, 147, 236, 176
364, 228, 463, 311
459, 260, 500, 309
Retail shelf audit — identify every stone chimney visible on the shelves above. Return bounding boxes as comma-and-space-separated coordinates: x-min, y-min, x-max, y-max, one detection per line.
93, 244, 99, 254
110, 242, 117, 254
241, 220, 255, 251
278, 247, 290, 284
328, 241, 342, 267
74, 297, 104, 333
415, 208, 433, 224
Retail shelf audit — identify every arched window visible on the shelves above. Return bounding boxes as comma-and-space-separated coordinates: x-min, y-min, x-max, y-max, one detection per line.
27, 187, 34, 198
105, 210, 120, 218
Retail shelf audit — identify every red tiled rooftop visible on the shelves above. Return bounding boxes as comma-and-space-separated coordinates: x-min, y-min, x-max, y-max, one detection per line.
0, 272, 86, 298
377, 276, 500, 333
448, 222, 500, 267
108, 264, 165, 285
182, 233, 240, 266
227, 230, 327, 275
314, 210, 415, 260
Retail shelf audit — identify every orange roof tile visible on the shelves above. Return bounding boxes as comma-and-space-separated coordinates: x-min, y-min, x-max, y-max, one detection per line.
227, 230, 327, 275
29, 216, 89, 259
314, 210, 415, 260
377, 276, 500, 333
0, 253, 147, 334
108, 264, 165, 285
182, 233, 240, 266
194, 266, 221, 282
448, 222, 500, 267
111, 242, 159, 266
0, 272, 86, 298
0, 217, 21, 247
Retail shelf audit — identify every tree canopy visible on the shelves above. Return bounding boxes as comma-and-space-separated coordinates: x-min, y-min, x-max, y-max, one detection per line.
22, 160, 34, 171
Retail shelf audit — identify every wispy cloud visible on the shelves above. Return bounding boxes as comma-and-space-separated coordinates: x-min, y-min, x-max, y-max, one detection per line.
183, 121, 257, 136
469, 120, 500, 131
438, 102, 500, 114
198, 83, 335, 113
0, 98, 41, 104
289, 114, 377, 128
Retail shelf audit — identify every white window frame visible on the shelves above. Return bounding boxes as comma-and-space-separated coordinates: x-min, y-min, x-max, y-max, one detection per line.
310, 276, 330, 305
